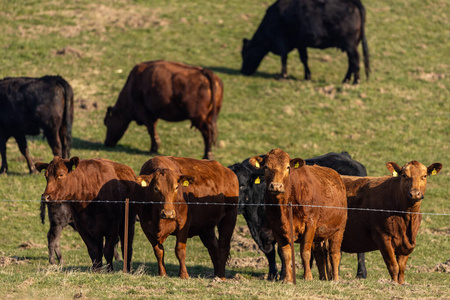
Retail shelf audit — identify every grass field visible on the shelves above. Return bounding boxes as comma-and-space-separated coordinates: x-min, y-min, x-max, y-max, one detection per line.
0, 0, 449, 299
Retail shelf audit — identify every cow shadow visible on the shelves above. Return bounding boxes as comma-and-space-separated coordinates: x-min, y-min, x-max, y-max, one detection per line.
204, 65, 298, 81
72, 137, 149, 155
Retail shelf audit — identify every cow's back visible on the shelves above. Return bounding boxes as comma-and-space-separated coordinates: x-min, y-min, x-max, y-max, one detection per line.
141, 156, 238, 235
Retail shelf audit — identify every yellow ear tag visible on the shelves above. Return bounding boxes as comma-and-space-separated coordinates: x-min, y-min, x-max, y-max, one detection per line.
183, 180, 189, 187
254, 177, 261, 185
294, 162, 300, 168
392, 171, 398, 177
431, 169, 437, 176
255, 161, 260, 168
141, 180, 147, 187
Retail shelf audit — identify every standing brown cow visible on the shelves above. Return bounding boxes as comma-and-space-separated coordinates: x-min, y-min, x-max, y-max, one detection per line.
341, 160, 442, 284
35, 156, 136, 272
249, 148, 347, 282
131, 156, 239, 279
104, 60, 223, 159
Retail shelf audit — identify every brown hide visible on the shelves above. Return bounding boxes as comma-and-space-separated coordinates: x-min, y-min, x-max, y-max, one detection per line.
104, 60, 224, 159
249, 148, 347, 283
341, 161, 442, 284
132, 156, 239, 279
35, 156, 136, 271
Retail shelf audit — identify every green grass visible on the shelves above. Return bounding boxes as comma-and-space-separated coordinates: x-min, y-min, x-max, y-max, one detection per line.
0, 0, 449, 298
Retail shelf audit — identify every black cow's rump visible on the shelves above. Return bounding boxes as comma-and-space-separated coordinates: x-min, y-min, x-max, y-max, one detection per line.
0, 75, 74, 173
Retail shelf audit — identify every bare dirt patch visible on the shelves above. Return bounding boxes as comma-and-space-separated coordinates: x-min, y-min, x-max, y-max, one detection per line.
230, 226, 259, 252
0, 256, 29, 267
18, 240, 46, 249
432, 259, 450, 273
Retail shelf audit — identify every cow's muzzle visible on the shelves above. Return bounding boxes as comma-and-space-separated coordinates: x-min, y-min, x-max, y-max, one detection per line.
408, 189, 424, 201
41, 194, 51, 202
160, 209, 176, 219
268, 182, 284, 194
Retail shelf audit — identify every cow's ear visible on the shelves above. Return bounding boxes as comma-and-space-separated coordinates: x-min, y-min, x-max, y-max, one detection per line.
35, 162, 49, 172
290, 158, 305, 169
137, 176, 149, 187
243, 38, 249, 47
249, 156, 264, 169
179, 175, 195, 187
427, 163, 442, 176
68, 157, 80, 172
386, 162, 402, 177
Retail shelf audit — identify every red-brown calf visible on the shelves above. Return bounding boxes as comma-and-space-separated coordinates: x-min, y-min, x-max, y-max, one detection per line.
35, 156, 136, 272
341, 160, 442, 284
132, 156, 239, 279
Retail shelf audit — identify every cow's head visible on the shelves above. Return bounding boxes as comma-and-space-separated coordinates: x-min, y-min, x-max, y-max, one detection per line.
35, 156, 80, 203
249, 148, 304, 195
240, 38, 268, 75
386, 161, 442, 203
104, 106, 130, 147
136, 169, 194, 220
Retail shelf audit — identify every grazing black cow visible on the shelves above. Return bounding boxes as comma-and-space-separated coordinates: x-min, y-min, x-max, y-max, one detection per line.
0, 76, 74, 174
241, 0, 370, 84
40, 202, 121, 265
229, 151, 368, 280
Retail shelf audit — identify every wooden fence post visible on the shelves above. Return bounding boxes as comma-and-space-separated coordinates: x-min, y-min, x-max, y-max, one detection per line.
123, 198, 129, 273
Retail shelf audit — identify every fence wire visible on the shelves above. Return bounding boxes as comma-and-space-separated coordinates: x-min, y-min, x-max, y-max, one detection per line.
2, 198, 450, 216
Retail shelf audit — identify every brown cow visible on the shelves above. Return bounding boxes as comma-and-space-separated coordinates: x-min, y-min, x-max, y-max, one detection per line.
341, 160, 443, 284
104, 60, 224, 159
35, 156, 136, 272
131, 156, 239, 279
249, 148, 347, 283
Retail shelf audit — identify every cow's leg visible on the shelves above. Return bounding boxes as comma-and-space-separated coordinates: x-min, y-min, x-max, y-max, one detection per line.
278, 242, 294, 283
298, 48, 311, 80
199, 123, 213, 160
146, 120, 161, 154
149, 236, 167, 277
44, 128, 63, 157
280, 54, 288, 79
328, 233, 344, 281
199, 229, 220, 277
216, 209, 238, 279
47, 221, 64, 265
277, 244, 286, 281
76, 228, 103, 271
343, 46, 360, 84
14, 135, 36, 174
0, 135, 8, 174
59, 124, 70, 158
312, 242, 328, 280
175, 236, 189, 279
397, 255, 409, 284
266, 246, 278, 280
300, 227, 316, 280
378, 243, 399, 283
356, 252, 367, 279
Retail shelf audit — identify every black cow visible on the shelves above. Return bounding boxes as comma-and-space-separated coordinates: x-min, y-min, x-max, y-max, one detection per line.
0, 76, 74, 174
241, 0, 370, 84
229, 151, 368, 280
40, 202, 122, 265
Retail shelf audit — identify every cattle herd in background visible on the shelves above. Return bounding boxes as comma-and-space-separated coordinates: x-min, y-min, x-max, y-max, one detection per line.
0, 0, 444, 285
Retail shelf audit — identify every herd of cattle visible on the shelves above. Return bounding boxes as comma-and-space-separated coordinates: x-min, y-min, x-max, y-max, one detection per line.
0, 0, 443, 286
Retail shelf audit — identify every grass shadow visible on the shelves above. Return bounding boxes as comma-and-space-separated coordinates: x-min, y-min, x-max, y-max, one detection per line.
204, 65, 298, 81
72, 137, 149, 156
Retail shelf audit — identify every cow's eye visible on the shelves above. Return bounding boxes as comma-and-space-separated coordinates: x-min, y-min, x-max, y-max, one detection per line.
154, 186, 159, 192
58, 173, 64, 178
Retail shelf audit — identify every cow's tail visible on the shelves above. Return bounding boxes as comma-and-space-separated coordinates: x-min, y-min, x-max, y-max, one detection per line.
40, 201, 46, 224
355, 0, 370, 80
55, 76, 74, 158
201, 68, 219, 145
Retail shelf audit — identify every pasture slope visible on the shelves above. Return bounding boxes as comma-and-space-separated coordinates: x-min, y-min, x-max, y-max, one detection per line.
0, 0, 448, 299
